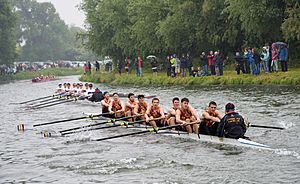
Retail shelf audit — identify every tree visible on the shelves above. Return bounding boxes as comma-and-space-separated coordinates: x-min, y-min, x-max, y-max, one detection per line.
225, 0, 284, 46
81, 0, 132, 61
281, 1, 300, 60
0, 0, 17, 64
82, 0, 300, 62
13, 0, 70, 61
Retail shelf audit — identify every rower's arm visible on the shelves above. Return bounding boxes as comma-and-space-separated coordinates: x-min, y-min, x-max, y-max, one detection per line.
101, 100, 109, 107
175, 110, 185, 124
160, 107, 165, 119
108, 102, 113, 112
133, 105, 139, 114
190, 107, 200, 122
203, 112, 220, 122
144, 106, 151, 121
125, 101, 132, 108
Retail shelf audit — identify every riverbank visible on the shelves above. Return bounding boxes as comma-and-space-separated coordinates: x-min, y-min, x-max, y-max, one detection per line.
0, 68, 83, 81
80, 68, 300, 86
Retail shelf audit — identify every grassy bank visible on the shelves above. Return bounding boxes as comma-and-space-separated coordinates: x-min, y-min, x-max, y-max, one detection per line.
0, 68, 83, 81
80, 68, 300, 86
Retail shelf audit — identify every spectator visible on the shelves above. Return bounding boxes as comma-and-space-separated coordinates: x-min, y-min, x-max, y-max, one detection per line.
260, 47, 269, 73
176, 55, 181, 77
271, 45, 279, 72
150, 57, 158, 76
117, 59, 122, 75
278, 45, 288, 72
180, 54, 187, 77
84, 63, 89, 75
200, 52, 208, 76
234, 52, 245, 75
252, 48, 260, 75
186, 53, 193, 76
249, 48, 257, 76
165, 56, 171, 77
266, 44, 272, 72
244, 48, 251, 74
124, 58, 131, 75
87, 61, 92, 74
95, 61, 100, 71
213, 51, 220, 76
170, 55, 177, 77
207, 51, 215, 75
137, 56, 143, 77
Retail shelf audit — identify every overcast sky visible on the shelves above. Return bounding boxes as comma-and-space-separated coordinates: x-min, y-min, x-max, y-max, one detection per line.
36, 0, 85, 28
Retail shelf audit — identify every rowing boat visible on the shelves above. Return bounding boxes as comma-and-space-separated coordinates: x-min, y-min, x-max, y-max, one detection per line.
82, 113, 272, 150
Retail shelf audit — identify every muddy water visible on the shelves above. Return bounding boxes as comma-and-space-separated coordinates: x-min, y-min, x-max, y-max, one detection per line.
1, 76, 299, 183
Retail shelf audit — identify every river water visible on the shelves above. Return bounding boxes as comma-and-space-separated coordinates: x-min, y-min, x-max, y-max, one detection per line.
1, 76, 299, 184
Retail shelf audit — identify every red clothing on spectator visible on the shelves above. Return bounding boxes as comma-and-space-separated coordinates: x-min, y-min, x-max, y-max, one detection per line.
207, 55, 214, 66
138, 58, 143, 68
84, 65, 89, 73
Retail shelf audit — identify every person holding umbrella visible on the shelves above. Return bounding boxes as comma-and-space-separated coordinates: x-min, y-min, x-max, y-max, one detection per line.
147, 55, 158, 76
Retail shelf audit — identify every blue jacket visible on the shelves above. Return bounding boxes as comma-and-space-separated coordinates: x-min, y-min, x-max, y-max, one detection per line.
278, 47, 288, 61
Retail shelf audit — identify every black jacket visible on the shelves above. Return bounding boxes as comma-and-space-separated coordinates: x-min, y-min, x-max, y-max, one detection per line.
217, 112, 246, 139
89, 92, 103, 102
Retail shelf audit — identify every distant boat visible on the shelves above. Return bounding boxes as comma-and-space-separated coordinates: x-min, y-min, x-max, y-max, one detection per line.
32, 75, 56, 83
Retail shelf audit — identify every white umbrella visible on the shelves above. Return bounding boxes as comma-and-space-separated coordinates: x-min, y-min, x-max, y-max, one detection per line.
146, 55, 156, 59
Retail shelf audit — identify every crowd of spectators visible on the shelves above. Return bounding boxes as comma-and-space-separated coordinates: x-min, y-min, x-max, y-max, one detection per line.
234, 44, 288, 75
116, 45, 288, 77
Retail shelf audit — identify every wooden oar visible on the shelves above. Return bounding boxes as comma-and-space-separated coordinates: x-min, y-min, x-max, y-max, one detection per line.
59, 115, 138, 134
30, 96, 73, 108
29, 95, 62, 104
18, 95, 57, 104
61, 118, 151, 136
93, 124, 182, 142
250, 124, 284, 130
33, 112, 113, 127
31, 97, 79, 110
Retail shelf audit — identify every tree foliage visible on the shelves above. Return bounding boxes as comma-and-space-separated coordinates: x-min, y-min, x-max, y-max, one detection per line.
82, 0, 300, 61
12, 0, 70, 61
10, 0, 97, 62
0, 0, 17, 64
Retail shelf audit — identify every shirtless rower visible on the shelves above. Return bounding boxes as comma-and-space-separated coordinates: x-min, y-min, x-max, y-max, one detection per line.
145, 98, 165, 127
124, 93, 137, 121
109, 92, 125, 118
199, 101, 223, 136
176, 98, 200, 134
166, 97, 180, 126
134, 95, 148, 122
101, 91, 112, 118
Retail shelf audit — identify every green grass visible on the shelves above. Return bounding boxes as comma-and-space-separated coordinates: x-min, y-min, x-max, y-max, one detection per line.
0, 68, 83, 81
80, 68, 300, 86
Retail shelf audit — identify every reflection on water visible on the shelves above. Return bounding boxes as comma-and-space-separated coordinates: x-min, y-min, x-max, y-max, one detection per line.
0, 76, 299, 183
